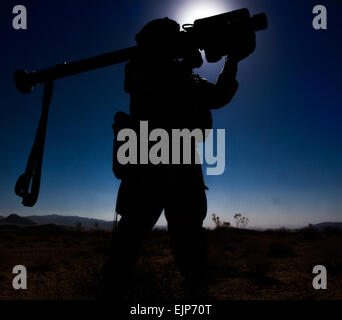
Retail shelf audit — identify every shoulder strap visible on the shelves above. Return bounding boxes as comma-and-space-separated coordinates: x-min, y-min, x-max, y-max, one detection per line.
15, 81, 54, 207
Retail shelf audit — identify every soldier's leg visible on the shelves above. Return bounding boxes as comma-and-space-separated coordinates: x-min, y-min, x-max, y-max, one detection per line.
164, 180, 208, 293
102, 178, 163, 299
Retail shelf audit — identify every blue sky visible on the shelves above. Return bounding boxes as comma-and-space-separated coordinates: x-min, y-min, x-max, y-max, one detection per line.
0, 0, 341, 228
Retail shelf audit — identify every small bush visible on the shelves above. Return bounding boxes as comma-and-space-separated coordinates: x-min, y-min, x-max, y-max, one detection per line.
234, 213, 249, 229
212, 214, 230, 230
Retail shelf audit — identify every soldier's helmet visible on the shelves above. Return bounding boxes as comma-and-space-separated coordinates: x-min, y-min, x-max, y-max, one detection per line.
135, 18, 180, 56
135, 17, 202, 68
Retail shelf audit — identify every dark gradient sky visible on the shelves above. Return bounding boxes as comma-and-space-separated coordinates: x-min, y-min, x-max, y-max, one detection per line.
1, 0, 341, 228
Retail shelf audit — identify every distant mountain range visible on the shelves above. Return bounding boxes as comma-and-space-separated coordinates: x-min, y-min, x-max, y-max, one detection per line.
0, 214, 341, 232
0, 214, 114, 231
0, 214, 36, 226
311, 222, 342, 231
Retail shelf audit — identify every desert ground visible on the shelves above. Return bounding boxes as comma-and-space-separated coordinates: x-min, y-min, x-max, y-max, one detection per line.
0, 223, 341, 300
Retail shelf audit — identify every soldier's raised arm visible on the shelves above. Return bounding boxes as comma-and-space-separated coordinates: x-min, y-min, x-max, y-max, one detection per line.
210, 57, 239, 109
202, 29, 256, 110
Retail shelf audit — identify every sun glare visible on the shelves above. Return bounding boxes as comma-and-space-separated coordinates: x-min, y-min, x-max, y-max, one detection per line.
175, 0, 232, 25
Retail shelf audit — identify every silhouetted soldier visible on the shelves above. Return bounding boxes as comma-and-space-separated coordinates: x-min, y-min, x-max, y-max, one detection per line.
102, 18, 255, 299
